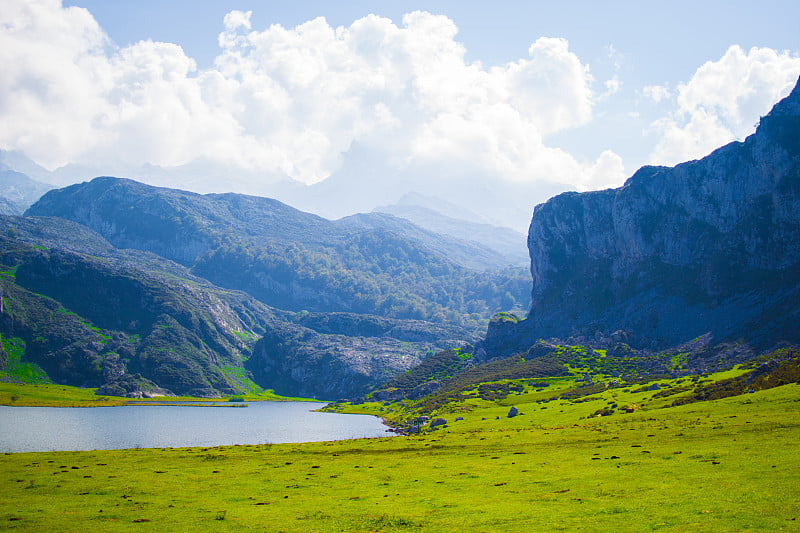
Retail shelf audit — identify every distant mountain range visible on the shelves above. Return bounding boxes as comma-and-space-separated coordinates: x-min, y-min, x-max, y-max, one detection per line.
374, 194, 529, 268
0, 167, 53, 214
26, 177, 531, 321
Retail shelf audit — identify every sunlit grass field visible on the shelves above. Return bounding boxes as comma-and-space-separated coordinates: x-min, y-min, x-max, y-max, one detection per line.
2, 376, 799, 532
0, 382, 305, 407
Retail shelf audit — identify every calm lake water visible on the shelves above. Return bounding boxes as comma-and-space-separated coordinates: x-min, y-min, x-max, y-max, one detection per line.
0, 402, 391, 453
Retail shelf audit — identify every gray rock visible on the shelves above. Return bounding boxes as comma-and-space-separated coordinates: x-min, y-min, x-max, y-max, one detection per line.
746, 359, 781, 384
408, 380, 441, 399
508, 406, 519, 418
430, 418, 447, 428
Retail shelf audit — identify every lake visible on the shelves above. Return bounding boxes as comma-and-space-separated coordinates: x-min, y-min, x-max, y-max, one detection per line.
0, 401, 391, 453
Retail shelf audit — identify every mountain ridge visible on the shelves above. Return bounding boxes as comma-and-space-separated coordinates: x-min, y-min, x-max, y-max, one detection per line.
484, 76, 800, 355
27, 177, 531, 324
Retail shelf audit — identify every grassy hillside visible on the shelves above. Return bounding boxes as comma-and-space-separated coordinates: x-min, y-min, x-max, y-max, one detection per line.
1, 374, 798, 531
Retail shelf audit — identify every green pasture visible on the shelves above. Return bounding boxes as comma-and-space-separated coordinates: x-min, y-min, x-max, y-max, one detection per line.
0, 382, 306, 407
1, 379, 798, 531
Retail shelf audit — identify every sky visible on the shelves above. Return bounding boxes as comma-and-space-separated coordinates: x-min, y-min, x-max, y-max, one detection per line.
2, 0, 800, 230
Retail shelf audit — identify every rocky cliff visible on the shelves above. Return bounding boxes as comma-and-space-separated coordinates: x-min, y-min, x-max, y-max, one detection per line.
247, 312, 469, 399
486, 77, 800, 354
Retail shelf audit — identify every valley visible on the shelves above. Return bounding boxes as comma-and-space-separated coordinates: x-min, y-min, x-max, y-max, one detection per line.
0, 54, 799, 532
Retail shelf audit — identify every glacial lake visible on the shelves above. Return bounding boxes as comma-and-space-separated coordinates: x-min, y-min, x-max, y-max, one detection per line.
0, 402, 391, 453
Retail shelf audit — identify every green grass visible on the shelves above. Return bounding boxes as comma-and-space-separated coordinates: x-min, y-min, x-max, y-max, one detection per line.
0, 381, 311, 407
1, 378, 798, 531
0, 335, 50, 385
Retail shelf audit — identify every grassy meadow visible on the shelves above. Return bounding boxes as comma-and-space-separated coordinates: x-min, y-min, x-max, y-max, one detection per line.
0, 381, 306, 407
1, 372, 799, 532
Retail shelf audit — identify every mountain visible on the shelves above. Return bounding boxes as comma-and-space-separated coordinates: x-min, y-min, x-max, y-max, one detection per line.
280, 165, 565, 233
338, 211, 521, 271
0, 215, 271, 397
0, 168, 53, 212
0, 215, 471, 398
485, 76, 800, 355
373, 195, 529, 267
26, 178, 530, 325
247, 311, 468, 399
0, 198, 20, 215
0, 150, 53, 183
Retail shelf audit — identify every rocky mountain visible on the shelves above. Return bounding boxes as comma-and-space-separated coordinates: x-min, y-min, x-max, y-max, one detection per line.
486, 77, 800, 355
0, 197, 20, 216
0, 215, 471, 398
26, 178, 530, 325
246, 312, 468, 399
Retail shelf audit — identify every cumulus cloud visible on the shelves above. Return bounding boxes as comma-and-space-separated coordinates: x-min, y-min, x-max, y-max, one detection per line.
649, 45, 800, 165
0, 0, 621, 200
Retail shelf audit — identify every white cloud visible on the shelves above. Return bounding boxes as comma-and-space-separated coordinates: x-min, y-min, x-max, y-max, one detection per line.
643, 84, 671, 104
606, 44, 623, 70
649, 45, 800, 165
0, 0, 620, 201
602, 75, 621, 98
580, 150, 625, 191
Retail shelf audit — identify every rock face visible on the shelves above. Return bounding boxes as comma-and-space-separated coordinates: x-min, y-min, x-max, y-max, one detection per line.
487, 77, 800, 353
246, 314, 466, 399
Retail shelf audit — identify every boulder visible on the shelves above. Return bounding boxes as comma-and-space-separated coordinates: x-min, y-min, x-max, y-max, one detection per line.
429, 418, 447, 429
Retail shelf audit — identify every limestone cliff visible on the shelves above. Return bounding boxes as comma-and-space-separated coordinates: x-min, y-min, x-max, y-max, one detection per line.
487, 77, 800, 353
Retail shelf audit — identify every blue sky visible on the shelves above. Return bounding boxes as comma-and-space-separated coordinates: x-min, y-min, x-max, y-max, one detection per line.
3, 1, 800, 228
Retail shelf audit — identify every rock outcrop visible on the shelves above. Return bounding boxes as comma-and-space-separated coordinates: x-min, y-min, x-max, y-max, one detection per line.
487, 77, 800, 353
246, 316, 466, 399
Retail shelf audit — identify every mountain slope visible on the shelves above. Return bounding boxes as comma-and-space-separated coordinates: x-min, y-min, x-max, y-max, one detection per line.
338, 211, 518, 271
0, 198, 20, 215
0, 169, 53, 213
486, 76, 800, 354
0, 215, 471, 397
26, 178, 530, 325
374, 200, 529, 267
0, 215, 270, 396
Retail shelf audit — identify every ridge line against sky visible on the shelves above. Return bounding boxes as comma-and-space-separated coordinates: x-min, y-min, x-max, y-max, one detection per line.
2, 0, 800, 230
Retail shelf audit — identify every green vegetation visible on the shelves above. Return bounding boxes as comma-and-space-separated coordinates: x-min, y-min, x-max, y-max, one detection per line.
1, 377, 798, 531
0, 334, 49, 384
0, 382, 123, 407
0, 381, 307, 407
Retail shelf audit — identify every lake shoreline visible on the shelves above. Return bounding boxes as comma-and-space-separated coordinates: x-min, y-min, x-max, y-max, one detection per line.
0, 381, 316, 408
